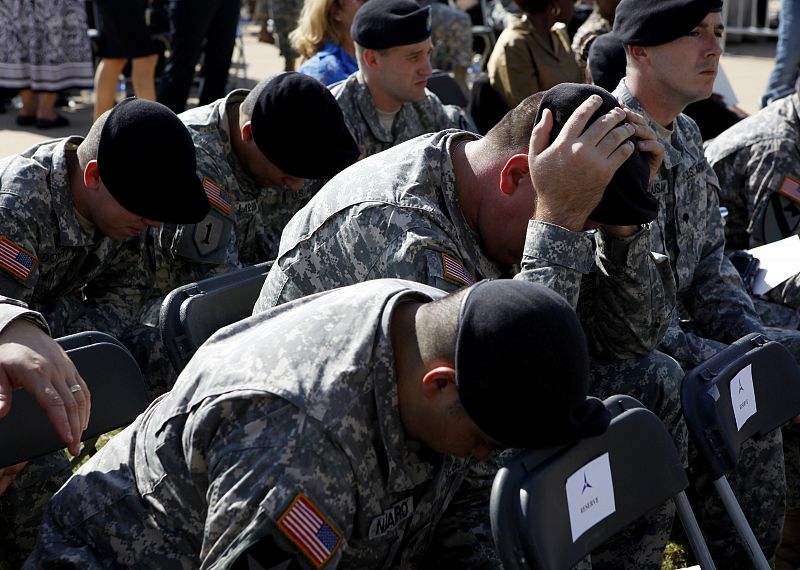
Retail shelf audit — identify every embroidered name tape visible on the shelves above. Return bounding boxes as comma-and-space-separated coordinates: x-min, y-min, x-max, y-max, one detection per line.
368, 496, 414, 538
277, 494, 342, 568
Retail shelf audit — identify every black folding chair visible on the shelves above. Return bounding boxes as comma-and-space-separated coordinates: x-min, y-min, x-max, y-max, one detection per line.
159, 261, 273, 374
682, 333, 800, 570
491, 395, 715, 570
0, 331, 152, 468
428, 70, 468, 108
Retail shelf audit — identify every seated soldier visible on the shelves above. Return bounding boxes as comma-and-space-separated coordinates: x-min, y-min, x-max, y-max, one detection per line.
0, 98, 208, 566
27, 278, 611, 568
333, 0, 474, 160
0, 97, 208, 339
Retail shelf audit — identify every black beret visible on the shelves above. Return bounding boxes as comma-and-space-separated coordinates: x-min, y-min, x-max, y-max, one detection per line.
250, 72, 359, 180
534, 83, 656, 226
455, 279, 611, 449
351, 0, 432, 50
588, 33, 627, 93
614, 0, 723, 46
97, 98, 209, 224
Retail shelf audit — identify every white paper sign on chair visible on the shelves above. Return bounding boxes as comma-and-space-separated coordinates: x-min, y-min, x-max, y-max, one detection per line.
566, 452, 616, 542
731, 364, 757, 431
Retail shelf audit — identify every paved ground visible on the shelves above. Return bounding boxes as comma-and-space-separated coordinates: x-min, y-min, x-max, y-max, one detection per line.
0, 24, 779, 159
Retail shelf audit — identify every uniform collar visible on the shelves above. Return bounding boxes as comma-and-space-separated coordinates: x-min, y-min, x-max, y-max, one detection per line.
50, 136, 95, 247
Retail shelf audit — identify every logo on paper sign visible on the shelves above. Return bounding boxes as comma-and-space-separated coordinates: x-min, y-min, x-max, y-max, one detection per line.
368, 496, 414, 538
566, 453, 616, 542
582, 473, 592, 494
731, 364, 757, 431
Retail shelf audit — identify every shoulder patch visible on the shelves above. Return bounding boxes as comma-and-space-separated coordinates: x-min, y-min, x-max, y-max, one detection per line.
203, 176, 232, 216
779, 175, 800, 205
277, 493, 342, 568
0, 237, 38, 281
440, 252, 474, 286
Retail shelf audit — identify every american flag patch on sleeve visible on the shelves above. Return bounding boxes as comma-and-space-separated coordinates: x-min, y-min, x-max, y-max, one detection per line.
441, 252, 474, 286
0, 237, 37, 281
203, 177, 232, 216
779, 176, 800, 205
277, 493, 342, 568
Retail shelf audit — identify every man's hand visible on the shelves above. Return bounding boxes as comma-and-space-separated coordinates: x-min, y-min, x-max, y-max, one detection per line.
0, 320, 90, 457
622, 106, 665, 184
529, 95, 635, 232
596, 107, 666, 238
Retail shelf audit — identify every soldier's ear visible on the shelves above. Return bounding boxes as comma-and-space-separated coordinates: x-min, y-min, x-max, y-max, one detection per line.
83, 160, 100, 189
421, 366, 457, 400
499, 154, 529, 196
241, 121, 254, 144
363, 48, 380, 69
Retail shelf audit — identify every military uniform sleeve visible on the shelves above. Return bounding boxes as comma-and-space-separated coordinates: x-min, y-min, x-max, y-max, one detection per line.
0, 205, 42, 305
579, 227, 676, 358
741, 138, 800, 246
515, 221, 594, 308
684, 173, 765, 342
0, 296, 49, 335
186, 396, 356, 569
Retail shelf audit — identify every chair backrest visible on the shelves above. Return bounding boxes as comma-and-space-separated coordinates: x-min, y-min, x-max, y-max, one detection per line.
0, 331, 152, 468
682, 333, 800, 480
491, 395, 692, 570
428, 70, 468, 108
159, 261, 273, 374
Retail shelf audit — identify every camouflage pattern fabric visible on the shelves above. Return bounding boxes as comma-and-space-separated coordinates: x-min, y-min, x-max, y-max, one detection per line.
571, 8, 612, 72
0, 137, 146, 339
29, 280, 503, 569
419, 0, 473, 70
330, 71, 472, 160
615, 80, 794, 569
253, 130, 682, 568
269, 0, 302, 60
1, 452, 71, 569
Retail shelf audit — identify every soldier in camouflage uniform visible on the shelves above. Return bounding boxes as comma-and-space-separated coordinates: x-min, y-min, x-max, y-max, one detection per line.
28, 278, 611, 569
117, 73, 358, 396
0, 98, 208, 339
571, 0, 618, 71
0, 99, 208, 567
704, 88, 800, 570
334, 0, 474, 161
253, 84, 689, 567
613, 1, 800, 567
0, 297, 89, 570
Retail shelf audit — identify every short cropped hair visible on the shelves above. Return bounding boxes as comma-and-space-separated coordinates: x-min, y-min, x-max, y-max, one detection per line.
77, 110, 111, 170
482, 91, 545, 157
415, 287, 470, 365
